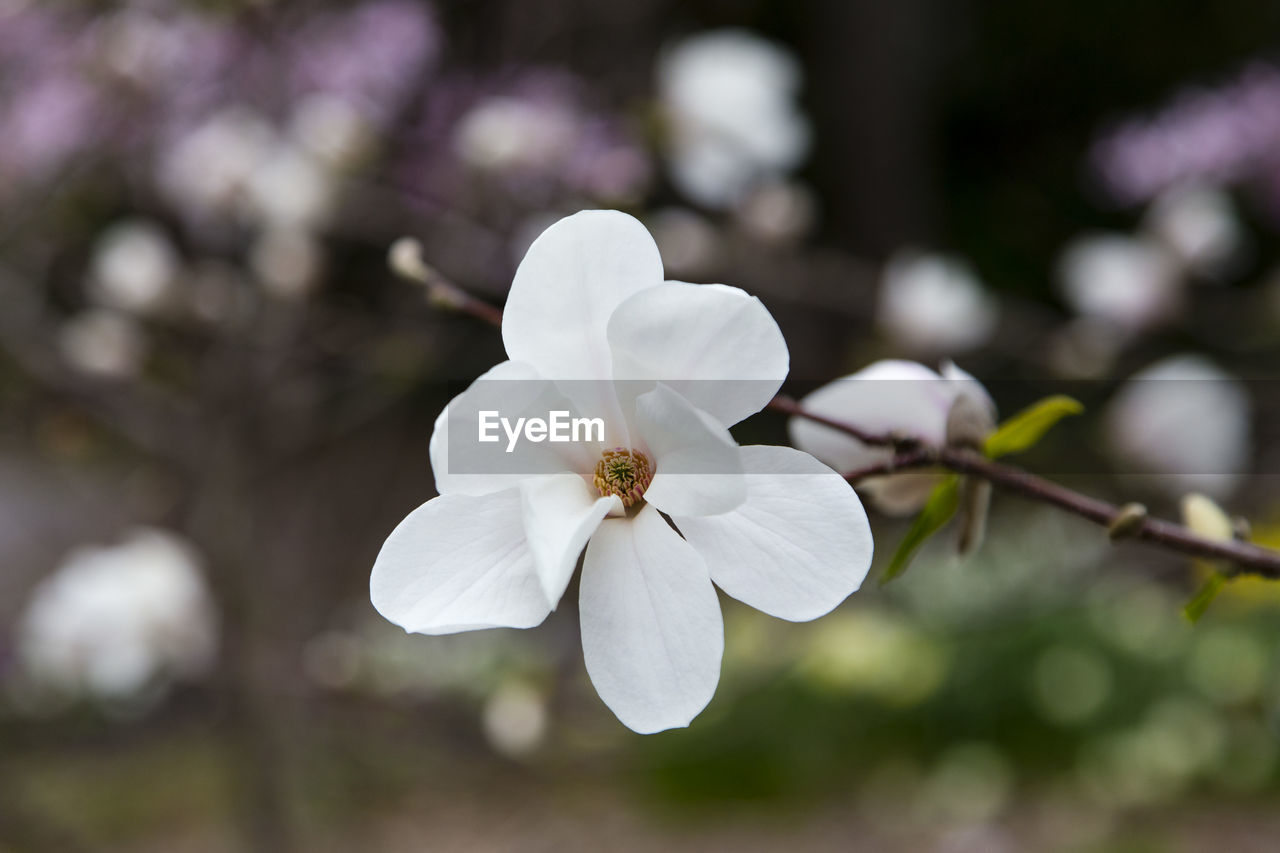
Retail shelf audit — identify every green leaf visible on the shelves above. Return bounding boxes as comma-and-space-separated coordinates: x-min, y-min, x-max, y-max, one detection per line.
984, 395, 1084, 459
881, 476, 961, 585
1183, 572, 1227, 623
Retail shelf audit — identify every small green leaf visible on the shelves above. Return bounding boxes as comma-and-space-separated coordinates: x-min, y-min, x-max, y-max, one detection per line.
984, 395, 1084, 459
881, 476, 961, 584
1183, 572, 1227, 623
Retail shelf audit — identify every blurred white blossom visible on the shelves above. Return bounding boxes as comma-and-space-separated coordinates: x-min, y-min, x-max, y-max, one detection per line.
250, 227, 325, 299
88, 219, 179, 314
1143, 184, 1245, 278
95, 8, 190, 86
58, 310, 147, 378
1057, 234, 1180, 332
159, 107, 276, 221
878, 251, 999, 354
446, 80, 650, 202
482, 678, 549, 758
453, 96, 578, 174
1045, 318, 1124, 379
734, 179, 817, 245
15, 528, 217, 704
248, 142, 334, 230
1105, 354, 1251, 498
659, 29, 810, 208
289, 94, 372, 171
649, 207, 720, 278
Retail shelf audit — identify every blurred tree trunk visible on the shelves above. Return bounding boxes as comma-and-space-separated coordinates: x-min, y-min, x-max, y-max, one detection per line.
805, 0, 942, 256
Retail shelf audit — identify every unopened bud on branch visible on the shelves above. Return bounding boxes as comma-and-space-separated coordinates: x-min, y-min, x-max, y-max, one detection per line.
1180, 493, 1234, 542
388, 237, 435, 284
945, 392, 995, 450
1108, 503, 1148, 540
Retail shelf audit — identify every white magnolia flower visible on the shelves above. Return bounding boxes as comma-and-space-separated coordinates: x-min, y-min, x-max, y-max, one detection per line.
15, 528, 218, 702
1143, 184, 1244, 278
658, 29, 810, 208
1057, 233, 1181, 332
1105, 354, 1251, 499
371, 210, 873, 733
88, 219, 179, 314
789, 360, 995, 516
878, 251, 999, 354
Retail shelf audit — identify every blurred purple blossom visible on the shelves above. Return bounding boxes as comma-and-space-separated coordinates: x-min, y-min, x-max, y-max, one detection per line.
401, 68, 651, 205
287, 0, 440, 125
1092, 63, 1280, 213
1, 72, 101, 180
0, 0, 441, 195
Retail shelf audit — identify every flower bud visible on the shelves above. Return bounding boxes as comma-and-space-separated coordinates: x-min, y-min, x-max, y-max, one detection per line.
1107, 503, 1148, 540
945, 391, 995, 451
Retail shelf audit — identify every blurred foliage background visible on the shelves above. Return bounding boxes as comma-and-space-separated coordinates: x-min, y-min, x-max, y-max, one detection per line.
3, 0, 1280, 850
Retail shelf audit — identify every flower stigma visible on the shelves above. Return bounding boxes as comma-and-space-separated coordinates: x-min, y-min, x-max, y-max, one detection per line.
593, 448, 654, 507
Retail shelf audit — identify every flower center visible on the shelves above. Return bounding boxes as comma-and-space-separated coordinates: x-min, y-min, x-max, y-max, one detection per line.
593, 448, 654, 507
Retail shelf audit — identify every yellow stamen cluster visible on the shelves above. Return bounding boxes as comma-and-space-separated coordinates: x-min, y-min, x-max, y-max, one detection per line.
593, 448, 654, 507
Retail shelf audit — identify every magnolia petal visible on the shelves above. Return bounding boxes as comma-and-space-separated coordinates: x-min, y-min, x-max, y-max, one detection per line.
370, 490, 551, 634
503, 210, 664, 382
940, 360, 997, 420
520, 473, 621, 606
430, 361, 594, 497
788, 360, 954, 475
674, 446, 873, 621
634, 384, 744, 516
857, 471, 948, 516
607, 281, 789, 427
579, 505, 723, 733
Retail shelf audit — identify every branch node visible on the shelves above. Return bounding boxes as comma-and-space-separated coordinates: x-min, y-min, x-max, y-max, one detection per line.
1108, 503, 1148, 541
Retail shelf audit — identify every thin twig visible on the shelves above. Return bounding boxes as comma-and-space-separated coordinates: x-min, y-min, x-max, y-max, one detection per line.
388, 238, 504, 327
767, 395, 919, 449
787, 401, 1280, 580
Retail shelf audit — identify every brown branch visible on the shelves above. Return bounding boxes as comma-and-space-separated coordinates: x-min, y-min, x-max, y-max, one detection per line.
784, 399, 1280, 580
767, 395, 919, 449
841, 447, 936, 482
